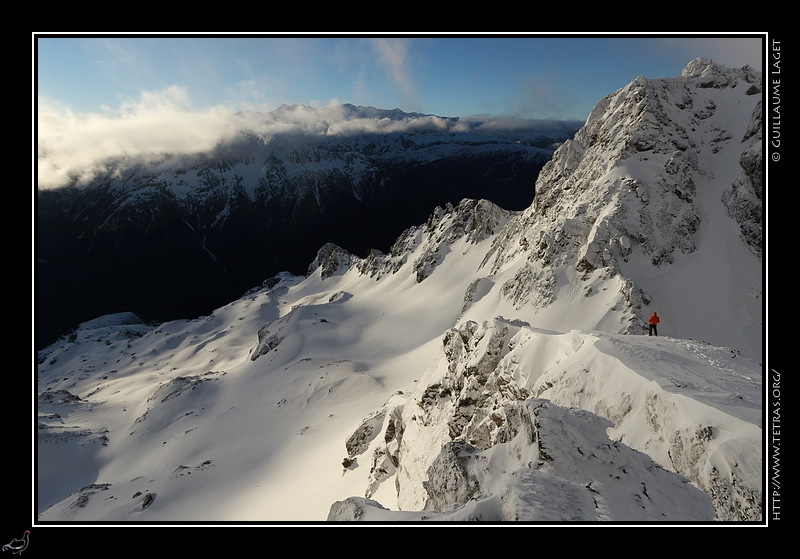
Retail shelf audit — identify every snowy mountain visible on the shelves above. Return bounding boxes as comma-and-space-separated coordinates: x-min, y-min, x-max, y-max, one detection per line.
36, 105, 578, 349
35, 59, 764, 524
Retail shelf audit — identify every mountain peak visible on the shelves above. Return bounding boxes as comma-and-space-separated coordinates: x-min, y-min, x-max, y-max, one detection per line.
681, 57, 763, 90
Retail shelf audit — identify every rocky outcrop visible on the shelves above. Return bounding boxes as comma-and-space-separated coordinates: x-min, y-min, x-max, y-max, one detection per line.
722, 99, 763, 257
311, 198, 515, 283
308, 243, 354, 280
332, 395, 716, 521
335, 315, 761, 521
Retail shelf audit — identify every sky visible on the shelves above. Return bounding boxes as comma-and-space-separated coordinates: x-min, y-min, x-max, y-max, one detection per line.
34, 33, 765, 189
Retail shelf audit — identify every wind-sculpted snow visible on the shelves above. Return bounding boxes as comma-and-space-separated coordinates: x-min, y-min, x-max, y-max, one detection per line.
37, 60, 763, 524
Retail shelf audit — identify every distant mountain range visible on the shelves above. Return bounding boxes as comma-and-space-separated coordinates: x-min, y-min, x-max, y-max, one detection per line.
36, 106, 580, 348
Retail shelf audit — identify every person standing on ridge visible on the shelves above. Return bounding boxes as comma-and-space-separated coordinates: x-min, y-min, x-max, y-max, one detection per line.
648, 312, 660, 336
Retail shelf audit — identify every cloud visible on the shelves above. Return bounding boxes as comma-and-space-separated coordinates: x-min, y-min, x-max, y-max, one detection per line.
36, 85, 577, 191
37, 87, 431, 190
366, 38, 419, 110
37, 86, 253, 189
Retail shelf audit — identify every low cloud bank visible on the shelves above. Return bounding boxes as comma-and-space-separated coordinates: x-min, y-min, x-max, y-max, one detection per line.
37, 89, 581, 190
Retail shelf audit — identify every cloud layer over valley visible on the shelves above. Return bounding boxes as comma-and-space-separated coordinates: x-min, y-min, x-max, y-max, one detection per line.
36, 87, 581, 190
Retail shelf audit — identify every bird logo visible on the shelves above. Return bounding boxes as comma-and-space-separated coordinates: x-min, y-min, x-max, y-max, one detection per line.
2, 531, 29, 555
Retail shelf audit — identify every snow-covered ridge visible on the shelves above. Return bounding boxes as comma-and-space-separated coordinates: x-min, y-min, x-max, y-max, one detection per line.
36, 59, 763, 523
314, 58, 762, 357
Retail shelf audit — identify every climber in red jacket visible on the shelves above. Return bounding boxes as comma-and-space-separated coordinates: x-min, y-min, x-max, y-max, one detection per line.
648, 312, 660, 336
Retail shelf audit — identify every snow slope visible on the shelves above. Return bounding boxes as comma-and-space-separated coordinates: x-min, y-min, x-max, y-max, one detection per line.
35, 59, 764, 524
36, 238, 761, 523
35, 242, 761, 522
